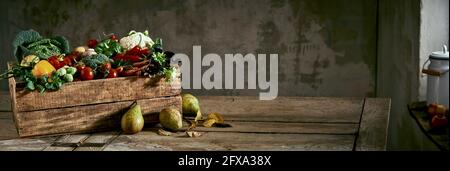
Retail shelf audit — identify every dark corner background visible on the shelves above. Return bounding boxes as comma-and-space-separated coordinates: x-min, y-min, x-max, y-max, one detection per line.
0, 0, 448, 150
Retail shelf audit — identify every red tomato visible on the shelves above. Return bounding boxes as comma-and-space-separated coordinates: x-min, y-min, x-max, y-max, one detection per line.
87, 39, 98, 48
115, 67, 124, 75
63, 57, 73, 66
80, 66, 94, 80
101, 63, 112, 72
431, 115, 448, 129
107, 69, 118, 78
110, 35, 118, 41
48, 56, 62, 69
76, 65, 86, 73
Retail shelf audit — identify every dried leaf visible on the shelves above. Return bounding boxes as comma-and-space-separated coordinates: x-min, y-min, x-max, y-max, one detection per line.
187, 121, 197, 131
186, 131, 202, 138
203, 118, 216, 128
157, 129, 172, 136
207, 113, 224, 123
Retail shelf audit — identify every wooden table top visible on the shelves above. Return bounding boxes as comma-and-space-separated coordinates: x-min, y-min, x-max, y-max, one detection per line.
0, 92, 391, 151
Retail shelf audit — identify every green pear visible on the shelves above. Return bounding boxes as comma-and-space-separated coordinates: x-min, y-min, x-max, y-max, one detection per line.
121, 102, 144, 134
182, 93, 202, 120
159, 107, 183, 131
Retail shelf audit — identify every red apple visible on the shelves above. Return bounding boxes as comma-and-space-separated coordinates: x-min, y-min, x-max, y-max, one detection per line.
430, 114, 448, 129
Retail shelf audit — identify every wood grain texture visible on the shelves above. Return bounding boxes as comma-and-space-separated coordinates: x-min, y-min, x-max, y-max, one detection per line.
74, 131, 120, 151
43, 134, 90, 151
0, 137, 57, 151
13, 76, 181, 112
179, 121, 359, 135
104, 128, 355, 151
198, 96, 364, 123
356, 98, 391, 151
0, 114, 18, 140
0, 91, 10, 111
15, 96, 181, 137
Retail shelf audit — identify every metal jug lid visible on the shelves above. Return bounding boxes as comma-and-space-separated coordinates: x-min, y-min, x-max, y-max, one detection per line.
430, 45, 449, 60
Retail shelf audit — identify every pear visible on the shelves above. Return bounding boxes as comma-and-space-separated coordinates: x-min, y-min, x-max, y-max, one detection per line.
121, 102, 144, 134
159, 107, 183, 131
182, 93, 202, 121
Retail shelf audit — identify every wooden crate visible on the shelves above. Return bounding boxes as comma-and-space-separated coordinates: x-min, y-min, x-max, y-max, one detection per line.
7, 64, 182, 138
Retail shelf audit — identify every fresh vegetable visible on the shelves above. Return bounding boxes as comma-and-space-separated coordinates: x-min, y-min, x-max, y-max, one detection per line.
47, 56, 64, 69
87, 39, 98, 48
119, 30, 154, 50
107, 69, 118, 78
80, 66, 94, 80
74, 46, 87, 55
81, 54, 110, 69
95, 39, 123, 58
56, 68, 67, 76
113, 54, 143, 63
13, 30, 70, 61
63, 74, 74, 82
110, 35, 118, 41
65, 67, 77, 75
20, 55, 40, 67
101, 62, 112, 72
31, 60, 56, 78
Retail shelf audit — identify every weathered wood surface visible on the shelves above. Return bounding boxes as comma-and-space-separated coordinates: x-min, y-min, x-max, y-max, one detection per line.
74, 131, 120, 151
0, 94, 391, 151
199, 96, 364, 123
355, 98, 391, 151
15, 96, 181, 137
12, 76, 181, 112
43, 134, 90, 151
104, 129, 356, 151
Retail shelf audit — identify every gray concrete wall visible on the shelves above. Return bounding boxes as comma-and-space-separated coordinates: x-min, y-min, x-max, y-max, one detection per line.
0, 0, 378, 97
378, 0, 448, 150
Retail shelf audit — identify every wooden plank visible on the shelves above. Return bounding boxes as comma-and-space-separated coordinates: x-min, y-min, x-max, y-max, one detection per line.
104, 129, 355, 151
355, 98, 391, 151
0, 112, 12, 119
14, 76, 181, 112
0, 137, 57, 151
0, 91, 11, 111
74, 131, 120, 151
43, 134, 90, 151
179, 121, 358, 135
15, 96, 181, 137
198, 96, 364, 123
0, 116, 19, 140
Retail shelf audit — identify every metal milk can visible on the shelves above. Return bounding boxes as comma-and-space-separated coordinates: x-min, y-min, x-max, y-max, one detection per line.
422, 45, 449, 108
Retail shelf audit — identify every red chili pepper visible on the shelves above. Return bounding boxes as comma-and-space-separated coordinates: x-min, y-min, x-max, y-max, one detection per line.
126, 46, 150, 56
126, 55, 143, 62
113, 54, 142, 63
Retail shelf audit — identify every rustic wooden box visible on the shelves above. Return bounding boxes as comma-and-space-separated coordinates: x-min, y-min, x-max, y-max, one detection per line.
7, 64, 182, 138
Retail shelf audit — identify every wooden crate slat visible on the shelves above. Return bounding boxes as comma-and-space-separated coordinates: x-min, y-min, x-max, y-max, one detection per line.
355, 98, 391, 151
14, 76, 181, 112
15, 96, 181, 137
198, 96, 364, 123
